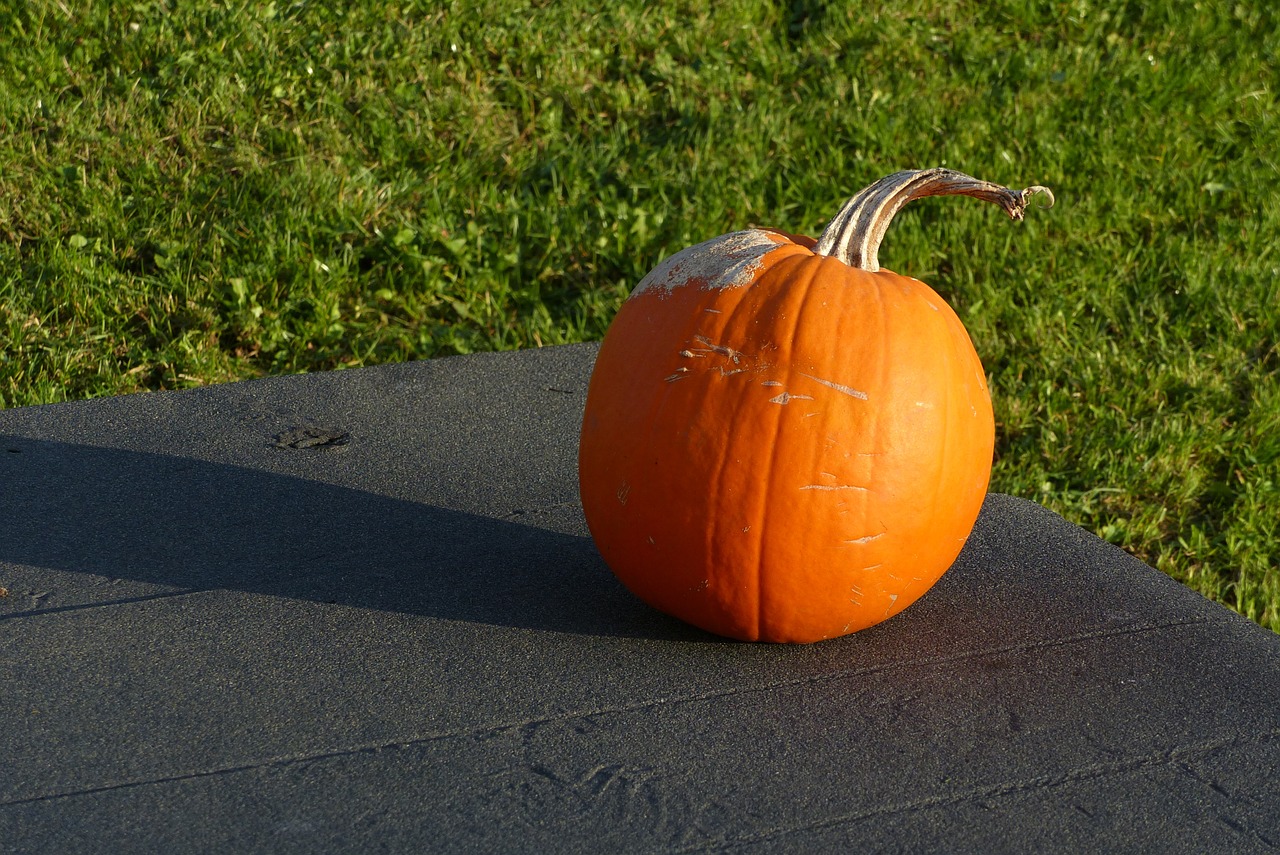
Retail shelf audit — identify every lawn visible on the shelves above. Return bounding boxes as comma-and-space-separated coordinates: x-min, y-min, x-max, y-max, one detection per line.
1, 0, 1276, 630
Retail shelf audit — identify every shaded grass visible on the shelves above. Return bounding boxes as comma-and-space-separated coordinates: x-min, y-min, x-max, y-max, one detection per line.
0, 0, 1277, 629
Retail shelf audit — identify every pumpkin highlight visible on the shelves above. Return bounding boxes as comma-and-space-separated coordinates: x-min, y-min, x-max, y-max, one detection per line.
578, 168, 1052, 643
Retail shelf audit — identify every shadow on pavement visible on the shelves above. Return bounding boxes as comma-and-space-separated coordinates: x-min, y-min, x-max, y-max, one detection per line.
0, 434, 708, 641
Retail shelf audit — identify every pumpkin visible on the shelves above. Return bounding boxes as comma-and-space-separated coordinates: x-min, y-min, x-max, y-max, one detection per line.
578, 168, 1052, 643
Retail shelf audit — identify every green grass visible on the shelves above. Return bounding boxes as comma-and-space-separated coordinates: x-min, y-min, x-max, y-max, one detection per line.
1, 0, 1277, 630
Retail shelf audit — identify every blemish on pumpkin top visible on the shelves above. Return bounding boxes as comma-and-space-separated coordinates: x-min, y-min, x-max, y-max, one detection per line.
631, 230, 781, 297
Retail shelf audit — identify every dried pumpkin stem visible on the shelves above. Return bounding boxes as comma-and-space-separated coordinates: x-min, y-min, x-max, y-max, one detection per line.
812, 167, 1054, 272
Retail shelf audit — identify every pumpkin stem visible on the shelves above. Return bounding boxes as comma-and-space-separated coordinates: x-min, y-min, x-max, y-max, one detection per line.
812, 167, 1054, 272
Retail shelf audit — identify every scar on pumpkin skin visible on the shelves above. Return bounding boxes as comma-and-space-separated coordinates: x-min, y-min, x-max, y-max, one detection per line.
692, 335, 743, 363
798, 373, 869, 400
844, 533, 886, 544
799, 484, 869, 491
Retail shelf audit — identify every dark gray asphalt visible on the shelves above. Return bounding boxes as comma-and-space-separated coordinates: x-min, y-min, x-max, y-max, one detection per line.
1, 343, 1277, 853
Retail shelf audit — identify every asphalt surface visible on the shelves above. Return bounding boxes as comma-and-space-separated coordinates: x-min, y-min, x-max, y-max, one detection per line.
2, 342, 1277, 853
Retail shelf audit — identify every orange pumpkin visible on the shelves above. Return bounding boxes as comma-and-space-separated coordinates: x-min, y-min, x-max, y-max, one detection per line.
578, 168, 1052, 643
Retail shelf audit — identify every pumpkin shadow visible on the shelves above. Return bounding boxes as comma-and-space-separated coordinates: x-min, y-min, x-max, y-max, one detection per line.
0, 435, 710, 641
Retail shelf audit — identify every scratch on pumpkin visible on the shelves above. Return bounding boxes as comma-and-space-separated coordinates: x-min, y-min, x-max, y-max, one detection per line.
768, 392, 814, 405
800, 484, 869, 492
799, 373, 869, 401
691, 335, 743, 364
844, 533, 885, 545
